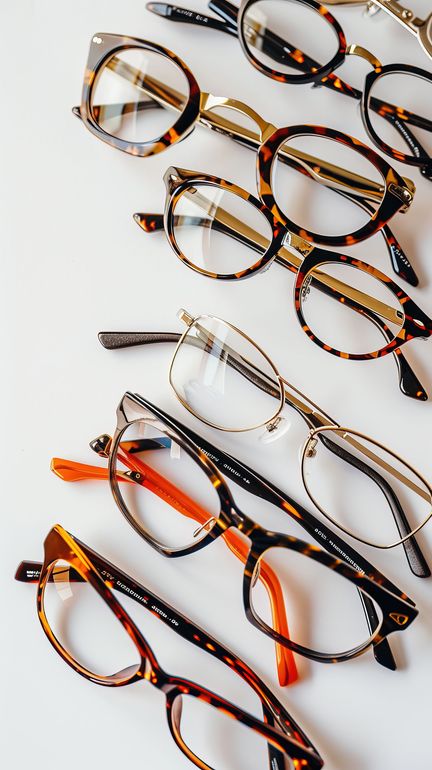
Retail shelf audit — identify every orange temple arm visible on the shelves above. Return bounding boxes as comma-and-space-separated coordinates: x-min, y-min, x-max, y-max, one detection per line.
51, 455, 298, 686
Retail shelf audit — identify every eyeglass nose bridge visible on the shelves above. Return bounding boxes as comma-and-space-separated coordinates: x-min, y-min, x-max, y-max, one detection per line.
345, 43, 382, 70
199, 92, 277, 142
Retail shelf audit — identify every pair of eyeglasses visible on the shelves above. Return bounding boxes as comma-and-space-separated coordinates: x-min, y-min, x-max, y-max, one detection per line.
149, 0, 432, 180
98, 310, 432, 574
51, 392, 418, 680
133, 166, 432, 396
74, 33, 416, 250
16, 525, 323, 770
328, 0, 432, 63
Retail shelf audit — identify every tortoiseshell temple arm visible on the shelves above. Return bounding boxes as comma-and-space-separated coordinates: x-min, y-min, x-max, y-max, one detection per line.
147, 1, 431, 165
133, 213, 426, 401
15, 556, 320, 766
50, 455, 298, 687
96, 327, 430, 577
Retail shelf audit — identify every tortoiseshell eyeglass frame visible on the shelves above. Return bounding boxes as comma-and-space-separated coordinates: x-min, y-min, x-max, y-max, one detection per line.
133, 166, 432, 385
50, 392, 418, 670
74, 32, 415, 249
16, 525, 323, 770
147, 0, 432, 180
98, 309, 432, 569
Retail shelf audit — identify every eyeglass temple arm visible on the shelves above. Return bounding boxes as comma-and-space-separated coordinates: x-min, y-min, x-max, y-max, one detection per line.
132, 401, 418, 667
96, 327, 429, 579
50, 453, 298, 687
81, 55, 415, 205
132, 212, 426, 401
147, 0, 431, 160
14, 560, 317, 757
146, 2, 238, 35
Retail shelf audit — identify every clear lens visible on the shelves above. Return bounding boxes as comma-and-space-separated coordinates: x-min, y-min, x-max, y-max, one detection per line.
299, 261, 404, 355
43, 560, 140, 679
368, 71, 432, 157
173, 694, 283, 770
170, 317, 283, 431
272, 134, 384, 237
241, 0, 339, 77
91, 48, 190, 143
302, 428, 432, 547
250, 547, 382, 654
113, 423, 220, 548
171, 184, 273, 275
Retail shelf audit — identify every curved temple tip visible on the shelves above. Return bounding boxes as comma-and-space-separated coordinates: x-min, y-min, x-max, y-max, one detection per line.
277, 646, 299, 687
72, 106, 82, 119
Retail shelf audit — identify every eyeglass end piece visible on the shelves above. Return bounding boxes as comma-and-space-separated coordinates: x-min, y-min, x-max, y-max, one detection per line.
89, 434, 112, 458
177, 308, 194, 326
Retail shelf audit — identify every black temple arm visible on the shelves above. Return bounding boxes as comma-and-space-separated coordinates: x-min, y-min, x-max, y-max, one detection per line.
147, 2, 238, 34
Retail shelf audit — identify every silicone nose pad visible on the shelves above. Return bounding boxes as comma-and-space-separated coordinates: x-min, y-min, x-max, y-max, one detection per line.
259, 417, 290, 444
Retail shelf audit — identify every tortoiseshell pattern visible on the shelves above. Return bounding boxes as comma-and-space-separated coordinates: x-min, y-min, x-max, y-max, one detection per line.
294, 250, 432, 361
362, 63, 432, 175
79, 33, 201, 158
258, 124, 412, 248
51, 392, 418, 668
96, 318, 431, 578
148, 0, 432, 177
16, 525, 323, 770
75, 32, 416, 247
134, 166, 432, 374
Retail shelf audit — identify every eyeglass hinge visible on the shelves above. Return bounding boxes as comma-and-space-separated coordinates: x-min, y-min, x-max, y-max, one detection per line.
388, 183, 414, 209
177, 308, 194, 326
89, 434, 112, 458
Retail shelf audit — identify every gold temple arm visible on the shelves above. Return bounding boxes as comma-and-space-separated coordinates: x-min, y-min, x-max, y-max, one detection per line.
184, 189, 404, 326
339, 431, 431, 502
105, 56, 395, 202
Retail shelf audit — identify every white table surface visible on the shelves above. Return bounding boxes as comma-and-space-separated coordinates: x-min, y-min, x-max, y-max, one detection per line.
3, 1, 432, 768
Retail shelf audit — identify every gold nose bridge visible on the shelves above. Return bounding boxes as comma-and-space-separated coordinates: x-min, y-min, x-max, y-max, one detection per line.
345, 44, 382, 70
199, 92, 276, 142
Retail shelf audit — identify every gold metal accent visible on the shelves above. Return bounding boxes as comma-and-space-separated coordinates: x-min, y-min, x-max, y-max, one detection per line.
177, 187, 404, 325
345, 44, 382, 69
193, 517, 217, 538
389, 612, 409, 626
105, 55, 405, 202
177, 308, 194, 326
300, 425, 432, 549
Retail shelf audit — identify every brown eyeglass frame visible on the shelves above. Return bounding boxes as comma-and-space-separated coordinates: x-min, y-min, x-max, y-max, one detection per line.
49, 392, 419, 668
16, 524, 323, 770
74, 32, 415, 248
133, 166, 432, 389
149, 0, 432, 179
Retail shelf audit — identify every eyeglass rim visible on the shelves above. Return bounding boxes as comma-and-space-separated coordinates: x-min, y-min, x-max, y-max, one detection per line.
258, 123, 412, 248
80, 33, 201, 158
168, 312, 286, 432
237, 0, 347, 85
299, 425, 432, 549
362, 63, 432, 169
164, 171, 286, 280
293, 248, 432, 360
37, 526, 321, 768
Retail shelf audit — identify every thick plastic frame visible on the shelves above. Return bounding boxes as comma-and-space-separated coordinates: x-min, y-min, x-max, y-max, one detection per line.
75, 32, 415, 248
148, 0, 432, 177
106, 393, 417, 663
17, 525, 323, 770
134, 166, 432, 370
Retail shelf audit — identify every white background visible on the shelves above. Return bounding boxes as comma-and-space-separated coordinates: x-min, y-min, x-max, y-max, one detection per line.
3, 1, 432, 768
